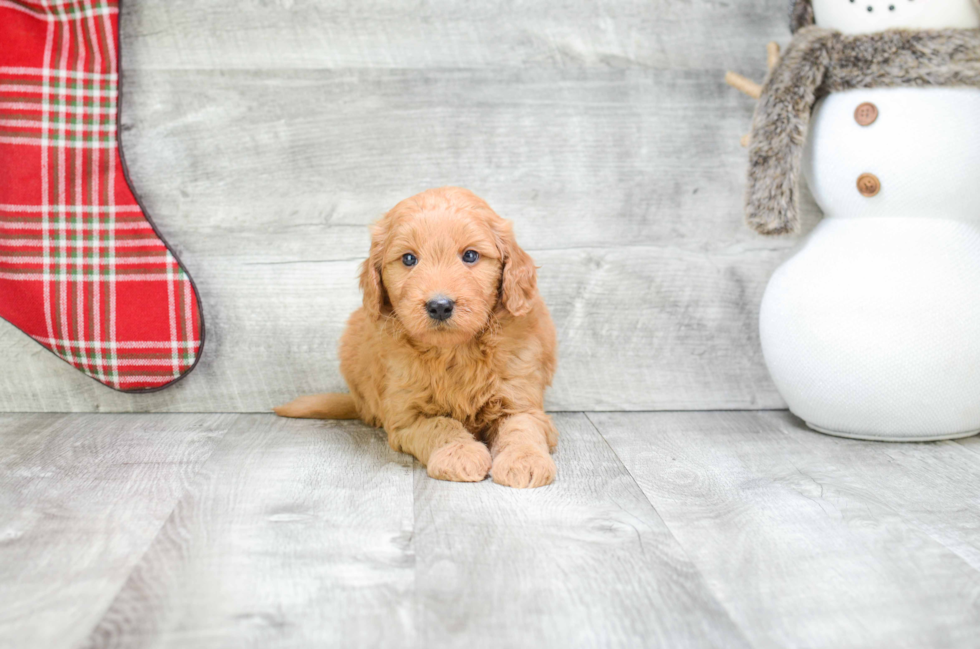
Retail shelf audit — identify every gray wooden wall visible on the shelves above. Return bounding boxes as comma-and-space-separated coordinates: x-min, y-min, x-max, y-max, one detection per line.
0, 0, 823, 413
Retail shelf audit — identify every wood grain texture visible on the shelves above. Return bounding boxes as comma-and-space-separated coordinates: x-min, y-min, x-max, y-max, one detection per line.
0, 414, 232, 649
0, 62, 812, 412
0, 0, 813, 412
412, 412, 751, 649
83, 416, 415, 649
591, 410, 980, 649
4, 412, 979, 648
120, 0, 787, 72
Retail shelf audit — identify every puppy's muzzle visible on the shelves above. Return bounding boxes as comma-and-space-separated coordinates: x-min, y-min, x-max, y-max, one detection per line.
426, 296, 455, 322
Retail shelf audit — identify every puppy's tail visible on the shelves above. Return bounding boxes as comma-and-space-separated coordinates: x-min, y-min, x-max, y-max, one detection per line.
274, 393, 359, 420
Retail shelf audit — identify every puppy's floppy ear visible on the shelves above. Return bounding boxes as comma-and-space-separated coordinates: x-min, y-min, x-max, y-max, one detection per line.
495, 219, 537, 317
359, 219, 390, 319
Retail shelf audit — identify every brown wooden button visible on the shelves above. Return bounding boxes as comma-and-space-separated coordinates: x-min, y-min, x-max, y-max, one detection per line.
857, 173, 881, 197
854, 102, 878, 126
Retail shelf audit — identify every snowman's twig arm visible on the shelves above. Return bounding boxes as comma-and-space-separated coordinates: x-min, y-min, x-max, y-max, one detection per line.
745, 27, 835, 236
767, 42, 781, 71
727, 42, 782, 147
725, 72, 762, 99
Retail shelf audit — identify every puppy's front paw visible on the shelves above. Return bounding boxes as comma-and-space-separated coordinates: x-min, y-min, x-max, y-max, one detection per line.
427, 441, 492, 483
491, 445, 556, 489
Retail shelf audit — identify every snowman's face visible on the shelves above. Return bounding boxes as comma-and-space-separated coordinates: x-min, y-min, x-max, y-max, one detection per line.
811, 0, 980, 33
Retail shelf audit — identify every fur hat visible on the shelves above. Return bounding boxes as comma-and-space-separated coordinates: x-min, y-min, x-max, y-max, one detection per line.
790, 0, 814, 32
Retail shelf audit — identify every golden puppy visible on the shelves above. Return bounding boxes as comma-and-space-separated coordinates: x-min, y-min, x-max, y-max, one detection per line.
276, 187, 558, 488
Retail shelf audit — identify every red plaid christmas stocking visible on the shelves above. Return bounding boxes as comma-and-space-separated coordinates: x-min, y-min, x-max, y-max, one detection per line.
0, 0, 204, 392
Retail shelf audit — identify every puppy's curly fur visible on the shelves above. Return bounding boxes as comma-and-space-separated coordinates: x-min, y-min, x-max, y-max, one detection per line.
276, 187, 559, 489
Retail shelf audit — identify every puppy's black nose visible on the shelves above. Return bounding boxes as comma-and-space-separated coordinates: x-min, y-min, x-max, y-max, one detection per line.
426, 297, 455, 321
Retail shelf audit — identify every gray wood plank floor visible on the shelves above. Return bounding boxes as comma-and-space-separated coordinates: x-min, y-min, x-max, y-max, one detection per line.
3, 412, 978, 649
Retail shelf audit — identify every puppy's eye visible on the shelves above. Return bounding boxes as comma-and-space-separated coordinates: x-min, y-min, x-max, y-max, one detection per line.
462, 250, 480, 264
402, 253, 418, 267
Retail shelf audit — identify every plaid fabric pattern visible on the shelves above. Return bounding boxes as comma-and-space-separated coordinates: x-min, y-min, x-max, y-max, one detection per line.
0, 0, 204, 391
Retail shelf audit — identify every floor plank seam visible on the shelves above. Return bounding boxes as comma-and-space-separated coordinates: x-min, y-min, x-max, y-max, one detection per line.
868, 446, 980, 576
411, 458, 421, 649
582, 412, 678, 533
894, 514, 980, 577
77, 425, 232, 646
582, 412, 762, 649
951, 438, 980, 459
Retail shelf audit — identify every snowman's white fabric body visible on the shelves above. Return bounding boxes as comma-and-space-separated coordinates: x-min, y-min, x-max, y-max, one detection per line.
812, 0, 980, 33
755, 0, 980, 440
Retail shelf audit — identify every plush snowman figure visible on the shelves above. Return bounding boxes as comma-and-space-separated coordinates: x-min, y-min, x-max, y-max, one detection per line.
746, 0, 980, 440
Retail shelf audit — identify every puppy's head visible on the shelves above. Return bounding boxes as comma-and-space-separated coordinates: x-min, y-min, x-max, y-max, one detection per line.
359, 187, 537, 347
